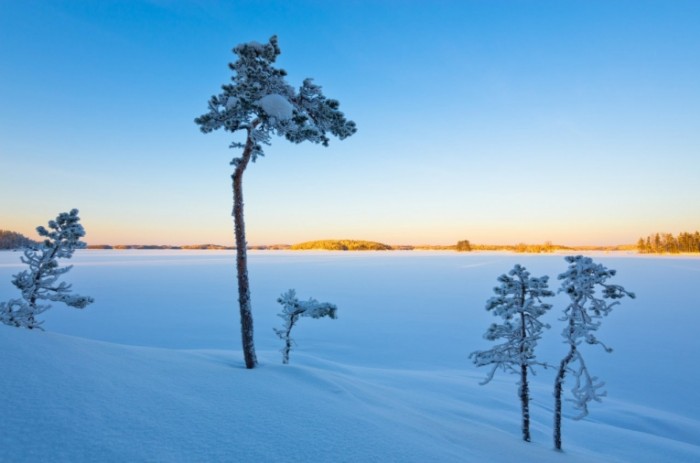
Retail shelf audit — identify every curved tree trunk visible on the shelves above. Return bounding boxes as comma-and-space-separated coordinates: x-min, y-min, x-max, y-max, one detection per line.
554, 304, 580, 450
232, 125, 259, 369
554, 347, 575, 450
281, 312, 300, 365
27, 244, 60, 330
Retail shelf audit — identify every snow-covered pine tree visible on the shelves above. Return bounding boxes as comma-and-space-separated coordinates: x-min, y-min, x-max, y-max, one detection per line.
553, 255, 635, 451
470, 264, 553, 442
275, 289, 338, 364
0, 209, 93, 330
195, 36, 356, 369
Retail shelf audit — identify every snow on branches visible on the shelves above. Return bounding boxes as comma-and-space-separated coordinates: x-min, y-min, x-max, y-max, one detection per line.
470, 264, 553, 442
259, 94, 294, 121
470, 257, 637, 449
553, 255, 635, 450
194, 36, 355, 369
0, 209, 94, 330
275, 289, 338, 364
194, 35, 357, 165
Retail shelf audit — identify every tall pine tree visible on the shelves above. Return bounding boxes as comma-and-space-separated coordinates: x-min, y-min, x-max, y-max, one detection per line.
195, 36, 356, 368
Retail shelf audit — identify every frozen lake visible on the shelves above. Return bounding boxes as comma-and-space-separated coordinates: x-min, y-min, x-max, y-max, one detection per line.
2, 249, 699, 414
2, 249, 699, 461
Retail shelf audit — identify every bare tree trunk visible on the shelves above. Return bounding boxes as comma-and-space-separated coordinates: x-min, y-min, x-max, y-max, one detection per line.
515, 278, 531, 442
281, 313, 300, 364
519, 313, 531, 442
554, 310, 579, 450
232, 125, 259, 369
520, 363, 531, 442
554, 345, 576, 450
27, 244, 59, 330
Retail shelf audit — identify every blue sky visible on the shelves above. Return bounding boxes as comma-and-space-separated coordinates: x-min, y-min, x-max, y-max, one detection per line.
1, 0, 699, 245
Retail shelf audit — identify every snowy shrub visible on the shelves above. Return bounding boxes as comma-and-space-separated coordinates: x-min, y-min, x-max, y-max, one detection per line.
275, 289, 338, 364
470, 264, 553, 442
0, 209, 94, 330
195, 35, 356, 369
553, 255, 635, 450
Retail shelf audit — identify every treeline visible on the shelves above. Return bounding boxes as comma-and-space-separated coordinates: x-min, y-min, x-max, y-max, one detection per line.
291, 240, 392, 251
637, 231, 700, 254
40, 237, 680, 254
87, 244, 215, 250
459, 241, 560, 253
455, 240, 634, 253
88, 244, 183, 250
476, 242, 570, 253
288, 239, 633, 253
0, 231, 37, 250
86, 244, 290, 250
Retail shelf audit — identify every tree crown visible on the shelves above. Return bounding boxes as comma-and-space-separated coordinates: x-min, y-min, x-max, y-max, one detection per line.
1, 209, 93, 330
471, 264, 553, 384
557, 255, 635, 346
195, 36, 357, 164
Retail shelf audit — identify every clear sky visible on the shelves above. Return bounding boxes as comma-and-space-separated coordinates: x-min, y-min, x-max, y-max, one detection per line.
1, 0, 699, 246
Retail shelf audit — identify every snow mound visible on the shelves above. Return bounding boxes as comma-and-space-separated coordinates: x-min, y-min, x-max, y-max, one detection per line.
225, 96, 238, 110
246, 40, 264, 52
259, 94, 294, 121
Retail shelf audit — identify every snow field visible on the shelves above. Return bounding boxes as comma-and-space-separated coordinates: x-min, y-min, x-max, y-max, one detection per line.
1, 250, 699, 461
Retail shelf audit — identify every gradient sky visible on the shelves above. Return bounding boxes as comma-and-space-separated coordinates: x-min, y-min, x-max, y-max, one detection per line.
1, 1, 699, 246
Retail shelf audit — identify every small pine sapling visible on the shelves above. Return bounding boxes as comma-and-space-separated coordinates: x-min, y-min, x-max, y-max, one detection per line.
470, 264, 554, 442
275, 289, 338, 364
0, 209, 94, 330
553, 255, 635, 451
195, 36, 356, 369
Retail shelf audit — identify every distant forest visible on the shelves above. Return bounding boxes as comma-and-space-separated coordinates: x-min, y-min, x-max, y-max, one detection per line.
291, 240, 392, 251
287, 240, 570, 253
86, 244, 289, 250
636, 231, 700, 254
87, 244, 230, 250
0, 230, 37, 250
453, 241, 635, 253
288, 239, 634, 253
4, 230, 698, 254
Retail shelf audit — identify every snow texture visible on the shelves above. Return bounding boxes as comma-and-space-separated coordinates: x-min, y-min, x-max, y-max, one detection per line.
259, 94, 294, 121
245, 40, 265, 52
0, 251, 698, 462
225, 96, 239, 110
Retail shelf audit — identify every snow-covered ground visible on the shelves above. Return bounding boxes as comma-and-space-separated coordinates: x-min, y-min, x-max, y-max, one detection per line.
1, 250, 699, 462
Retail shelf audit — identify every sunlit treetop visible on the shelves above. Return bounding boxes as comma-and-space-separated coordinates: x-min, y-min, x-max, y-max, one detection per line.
194, 35, 357, 165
